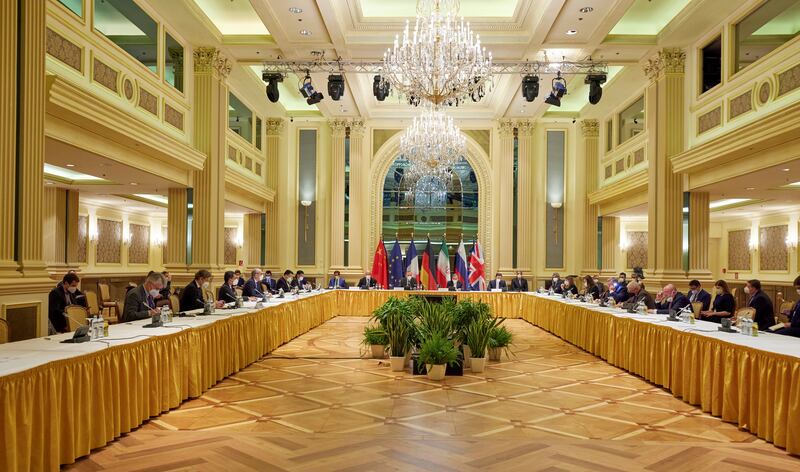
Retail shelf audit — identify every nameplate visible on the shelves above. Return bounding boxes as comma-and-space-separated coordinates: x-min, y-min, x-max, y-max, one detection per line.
348, 287, 360, 291
393, 287, 405, 291
437, 288, 450, 292
491, 289, 502, 293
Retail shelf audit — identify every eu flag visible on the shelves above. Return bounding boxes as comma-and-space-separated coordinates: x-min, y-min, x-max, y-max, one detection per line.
389, 239, 404, 288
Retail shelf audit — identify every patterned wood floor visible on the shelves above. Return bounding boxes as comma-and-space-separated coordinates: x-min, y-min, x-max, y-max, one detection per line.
64, 317, 800, 471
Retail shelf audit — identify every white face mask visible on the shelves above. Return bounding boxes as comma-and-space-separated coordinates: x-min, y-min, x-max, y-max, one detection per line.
715, 288, 722, 295
552, 277, 558, 282
496, 277, 501, 282
202, 281, 210, 289
796, 289, 800, 296
288, 277, 294, 283
67, 286, 77, 293
148, 288, 160, 297
744, 286, 751, 294
232, 279, 238, 286
452, 279, 458, 283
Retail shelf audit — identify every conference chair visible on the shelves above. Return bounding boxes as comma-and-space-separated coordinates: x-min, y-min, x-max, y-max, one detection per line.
97, 282, 120, 321
64, 305, 89, 332
169, 294, 180, 313
733, 307, 756, 325
0, 317, 8, 344
691, 302, 703, 319
84, 290, 101, 317
235, 287, 243, 298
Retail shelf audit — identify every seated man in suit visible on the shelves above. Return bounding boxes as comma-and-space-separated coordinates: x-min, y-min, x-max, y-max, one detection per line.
122, 272, 165, 322
180, 270, 221, 312
511, 271, 529, 292
234, 270, 245, 288
158, 271, 173, 300
548, 272, 564, 293
687, 279, 712, 311
358, 271, 377, 289
400, 271, 417, 290
328, 270, 348, 289
217, 271, 241, 303
650, 284, 691, 316
293, 270, 309, 289
276, 270, 294, 293
774, 275, 800, 337
447, 274, 464, 291
243, 268, 267, 299
262, 270, 277, 294
48, 272, 89, 333
560, 276, 579, 296
488, 272, 507, 291
745, 279, 775, 331
622, 281, 655, 311
610, 276, 630, 303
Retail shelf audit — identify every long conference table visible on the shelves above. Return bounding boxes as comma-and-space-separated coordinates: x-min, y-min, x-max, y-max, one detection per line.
1, 289, 799, 470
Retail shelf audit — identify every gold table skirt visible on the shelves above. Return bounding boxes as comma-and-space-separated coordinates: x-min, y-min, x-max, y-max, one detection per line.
1, 291, 798, 471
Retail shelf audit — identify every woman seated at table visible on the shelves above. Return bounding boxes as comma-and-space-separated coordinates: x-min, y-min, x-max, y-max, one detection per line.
583, 275, 601, 300
561, 276, 579, 296
699, 279, 736, 323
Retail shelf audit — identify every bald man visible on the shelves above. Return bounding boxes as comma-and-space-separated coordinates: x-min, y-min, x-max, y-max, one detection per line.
649, 283, 691, 315
622, 281, 655, 311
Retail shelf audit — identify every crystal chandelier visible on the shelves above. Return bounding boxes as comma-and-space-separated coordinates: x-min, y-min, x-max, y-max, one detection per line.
382, 0, 493, 106
400, 105, 465, 185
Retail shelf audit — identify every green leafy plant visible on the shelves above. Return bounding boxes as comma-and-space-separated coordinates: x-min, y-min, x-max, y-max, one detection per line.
361, 325, 388, 346
465, 316, 504, 358
488, 325, 513, 348
417, 333, 459, 366
416, 299, 455, 340
453, 298, 492, 344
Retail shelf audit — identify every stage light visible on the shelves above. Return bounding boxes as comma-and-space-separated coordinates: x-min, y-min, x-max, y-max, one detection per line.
544, 74, 567, 107
299, 73, 324, 105
521, 75, 539, 102
327, 74, 344, 101
262, 72, 283, 103
373, 75, 390, 101
585, 73, 606, 105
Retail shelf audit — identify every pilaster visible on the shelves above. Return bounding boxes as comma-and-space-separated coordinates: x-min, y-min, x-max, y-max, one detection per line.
243, 213, 262, 269
515, 120, 534, 273
329, 119, 347, 270
348, 120, 366, 271
65, 190, 80, 268
601, 216, 619, 274
165, 188, 188, 272
0, 0, 17, 276
581, 119, 600, 273
688, 191, 713, 281
497, 119, 515, 272
264, 119, 282, 271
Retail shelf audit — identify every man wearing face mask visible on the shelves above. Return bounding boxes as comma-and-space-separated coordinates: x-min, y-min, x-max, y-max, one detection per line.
650, 284, 690, 315
328, 270, 348, 289
687, 280, 712, 311
400, 270, 417, 290
48, 273, 88, 333
488, 272, 507, 291
243, 268, 266, 298
358, 271, 377, 289
774, 275, 800, 337
549, 273, 563, 293
622, 281, 655, 310
292, 270, 308, 289
511, 271, 529, 292
447, 274, 464, 291
611, 273, 630, 302
122, 272, 166, 322
262, 270, 277, 294
218, 271, 240, 303
745, 279, 775, 331
276, 269, 294, 292
180, 270, 221, 312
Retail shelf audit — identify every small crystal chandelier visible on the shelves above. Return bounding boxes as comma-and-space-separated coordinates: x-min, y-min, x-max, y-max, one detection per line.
400, 105, 465, 185
382, 0, 493, 107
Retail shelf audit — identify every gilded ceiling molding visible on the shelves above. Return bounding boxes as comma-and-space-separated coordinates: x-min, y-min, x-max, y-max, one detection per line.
515, 120, 534, 136
265, 118, 284, 135
498, 119, 515, 137
329, 119, 348, 137
643, 47, 686, 81
193, 47, 231, 78
580, 119, 599, 138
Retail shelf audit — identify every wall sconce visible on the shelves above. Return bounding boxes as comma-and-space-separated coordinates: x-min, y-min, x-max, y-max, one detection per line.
151, 227, 164, 247
235, 227, 244, 248
549, 201, 562, 247
787, 235, 798, 250
550, 201, 563, 209
122, 224, 131, 245
619, 232, 630, 251
88, 214, 98, 244
748, 233, 759, 252
300, 200, 312, 242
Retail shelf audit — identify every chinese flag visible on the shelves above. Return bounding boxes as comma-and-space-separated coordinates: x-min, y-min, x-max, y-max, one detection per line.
370, 239, 389, 288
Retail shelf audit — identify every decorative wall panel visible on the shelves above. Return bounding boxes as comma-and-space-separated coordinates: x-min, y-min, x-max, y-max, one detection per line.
727, 229, 751, 271
77, 215, 87, 263
128, 223, 150, 264
633, 148, 645, 165
759, 225, 788, 271
92, 58, 118, 93
224, 227, 237, 266
729, 90, 752, 120
698, 107, 721, 134
46, 28, 81, 72
777, 63, 800, 97
164, 103, 184, 130
626, 231, 648, 269
96, 219, 121, 264
138, 87, 158, 116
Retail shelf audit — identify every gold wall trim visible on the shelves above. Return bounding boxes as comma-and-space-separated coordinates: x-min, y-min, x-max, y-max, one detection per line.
91, 57, 118, 93
728, 90, 753, 120
137, 86, 158, 116
588, 169, 647, 207
697, 106, 722, 135
164, 103, 184, 131
777, 63, 800, 98
45, 27, 81, 72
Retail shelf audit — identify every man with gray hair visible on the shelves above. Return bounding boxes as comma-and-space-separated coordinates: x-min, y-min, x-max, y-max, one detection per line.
243, 268, 266, 299
650, 283, 691, 315
622, 281, 655, 311
122, 272, 165, 322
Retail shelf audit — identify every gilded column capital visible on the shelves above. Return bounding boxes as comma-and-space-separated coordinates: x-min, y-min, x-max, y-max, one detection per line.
643, 47, 685, 81
349, 119, 366, 138
193, 47, 231, 78
515, 120, 534, 136
329, 119, 348, 138
498, 119, 515, 137
265, 118, 284, 135
580, 119, 599, 138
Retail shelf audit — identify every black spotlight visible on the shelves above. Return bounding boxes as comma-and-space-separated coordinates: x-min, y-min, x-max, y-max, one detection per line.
585, 73, 606, 105
262, 72, 283, 103
299, 73, 324, 105
521, 74, 539, 102
544, 75, 567, 107
327, 74, 345, 101
373, 75, 391, 101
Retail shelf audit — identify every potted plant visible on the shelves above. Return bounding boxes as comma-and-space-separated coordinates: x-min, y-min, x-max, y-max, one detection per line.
464, 316, 504, 373
383, 306, 413, 372
417, 333, 459, 381
452, 299, 491, 367
488, 325, 513, 361
361, 325, 388, 359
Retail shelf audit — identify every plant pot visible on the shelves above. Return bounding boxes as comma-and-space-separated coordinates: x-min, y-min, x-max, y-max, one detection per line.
389, 356, 405, 372
426, 364, 446, 381
462, 345, 472, 368
470, 356, 487, 373
404, 350, 412, 367
489, 347, 502, 362
371, 344, 386, 359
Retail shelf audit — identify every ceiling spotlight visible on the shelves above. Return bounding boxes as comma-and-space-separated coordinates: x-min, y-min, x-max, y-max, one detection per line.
566, 29, 578, 35
585, 73, 606, 105
372, 75, 391, 101
66, 163, 75, 167
579, 6, 594, 13
262, 72, 283, 103
521, 74, 540, 102
288, 7, 303, 13
299, 73, 323, 105
299, 29, 312, 36
327, 74, 345, 101
544, 74, 567, 107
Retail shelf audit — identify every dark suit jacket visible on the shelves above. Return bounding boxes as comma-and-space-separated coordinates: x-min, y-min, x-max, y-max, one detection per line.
400, 277, 417, 290
236, 277, 245, 288
218, 284, 238, 303
656, 292, 691, 315
488, 279, 507, 291
446, 280, 464, 291
611, 284, 629, 303
328, 277, 348, 289
243, 278, 265, 298
748, 291, 775, 330
585, 285, 601, 300
262, 277, 277, 294
623, 290, 656, 310
122, 285, 156, 322
159, 281, 172, 300
180, 281, 205, 312
276, 277, 292, 293
358, 277, 377, 289
561, 284, 579, 296
511, 277, 529, 292
689, 289, 712, 311
292, 277, 308, 289
48, 284, 88, 332
549, 278, 564, 293
711, 292, 736, 315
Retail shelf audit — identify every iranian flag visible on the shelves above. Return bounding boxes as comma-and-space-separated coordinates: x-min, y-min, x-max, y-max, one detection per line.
436, 238, 450, 288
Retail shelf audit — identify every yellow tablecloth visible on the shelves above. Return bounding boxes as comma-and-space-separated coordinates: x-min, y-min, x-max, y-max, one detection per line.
1, 291, 799, 471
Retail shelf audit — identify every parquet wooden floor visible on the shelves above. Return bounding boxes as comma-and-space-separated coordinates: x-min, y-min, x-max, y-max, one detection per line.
64, 317, 800, 471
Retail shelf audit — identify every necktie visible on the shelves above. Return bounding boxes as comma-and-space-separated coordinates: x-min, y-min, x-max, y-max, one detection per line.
146, 295, 154, 309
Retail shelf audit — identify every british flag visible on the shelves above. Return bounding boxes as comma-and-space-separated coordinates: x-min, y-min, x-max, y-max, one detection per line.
468, 239, 486, 291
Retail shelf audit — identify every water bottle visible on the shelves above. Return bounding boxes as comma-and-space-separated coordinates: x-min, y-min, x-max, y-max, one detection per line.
752, 322, 759, 337
96, 313, 105, 338
160, 306, 168, 324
